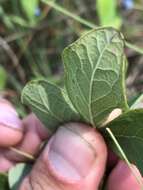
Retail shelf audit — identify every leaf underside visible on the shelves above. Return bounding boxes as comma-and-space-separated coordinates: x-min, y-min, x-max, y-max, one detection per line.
8, 163, 32, 190
105, 109, 143, 175
21, 79, 81, 133
20, 26, 143, 182
63, 27, 128, 127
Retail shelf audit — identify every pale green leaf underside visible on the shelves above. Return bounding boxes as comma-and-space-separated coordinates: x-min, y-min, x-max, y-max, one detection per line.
63, 27, 128, 127
8, 163, 32, 190
130, 94, 143, 109
21, 80, 81, 133
105, 109, 143, 175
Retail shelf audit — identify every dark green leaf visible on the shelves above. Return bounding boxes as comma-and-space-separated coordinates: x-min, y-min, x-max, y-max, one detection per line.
105, 109, 143, 175
21, 79, 81, 133
8, 163, 32, 190
0, 173, 9, 190
63, 27, 128, 127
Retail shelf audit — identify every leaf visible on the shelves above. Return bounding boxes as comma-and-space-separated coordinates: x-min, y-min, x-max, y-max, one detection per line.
104, 109, 143, 175
130, 94, 143, 109
105, 127, 143, 189
0, 173, 9, 190
8, 163, 32, 190
9, 15, 29, 27
63, 27, 128, 127
96, 0, 122, 29
21, 79, 81, 133
21, 0, 39, 22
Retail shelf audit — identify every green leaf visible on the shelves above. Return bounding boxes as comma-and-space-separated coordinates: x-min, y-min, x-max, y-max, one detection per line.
9, 15, 29, 27
105, 127, 143, 189
63, 27, 128, 127
105, 109, 143, 175
0, 173, 9, 190
0, 66, 7, 90
21, 79, 81, 133
96, 0, 122, 29
21, 0, 39, 22
8, 163, 32, 190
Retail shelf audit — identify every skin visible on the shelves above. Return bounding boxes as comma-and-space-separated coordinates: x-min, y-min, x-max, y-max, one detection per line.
0, 99, 142, 190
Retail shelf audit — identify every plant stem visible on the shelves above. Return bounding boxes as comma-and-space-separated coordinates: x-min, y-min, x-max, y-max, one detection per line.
42, 0, 97, 28
125, 41, 143, 55
10, 147, 35, 161
106, 127, 143, 189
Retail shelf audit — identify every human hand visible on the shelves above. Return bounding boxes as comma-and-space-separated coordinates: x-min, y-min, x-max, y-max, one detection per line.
0, 99, 142, 190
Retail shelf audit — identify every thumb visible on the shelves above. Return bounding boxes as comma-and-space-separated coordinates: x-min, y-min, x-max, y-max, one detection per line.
20, 123, 107, 190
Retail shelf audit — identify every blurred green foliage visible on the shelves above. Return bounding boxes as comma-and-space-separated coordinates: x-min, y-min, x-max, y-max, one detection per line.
0, 66, 7, 90
21, 0, 40, 23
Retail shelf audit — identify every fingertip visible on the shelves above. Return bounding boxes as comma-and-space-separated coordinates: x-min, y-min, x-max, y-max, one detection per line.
0, 155, 14, 172
22, 113, 49, 140
0, 125, 23, 147
0, 99, 23, 147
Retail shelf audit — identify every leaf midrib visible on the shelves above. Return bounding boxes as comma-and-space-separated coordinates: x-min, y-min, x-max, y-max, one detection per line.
88, 38, 111, 125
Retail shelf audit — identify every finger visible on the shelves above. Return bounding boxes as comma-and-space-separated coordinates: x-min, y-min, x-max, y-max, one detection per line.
107, 160, 143, 190
17, 113, 49, 157
107, 149, 118, 170
20, 122, 107, 190
0, 154, 14, 172
5, 113, 49, 162
0, 99, 23, 147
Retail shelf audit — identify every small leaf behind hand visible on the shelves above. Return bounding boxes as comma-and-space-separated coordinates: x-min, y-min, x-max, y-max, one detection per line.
105, 109, 143, 175
8, 163, 32, 190
63, 27, 128, 127
21, 79, 81, 133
